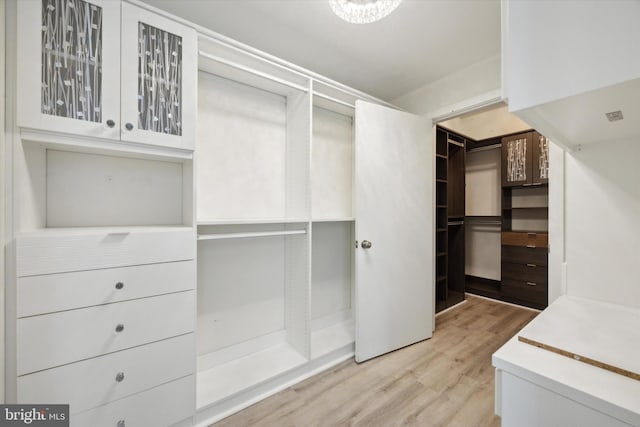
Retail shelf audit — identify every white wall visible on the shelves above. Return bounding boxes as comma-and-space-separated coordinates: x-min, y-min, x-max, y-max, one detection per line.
393, 55, 501, 116
1, 0, 6, 402
507, 0, 640, 113
564, 138, 640, 308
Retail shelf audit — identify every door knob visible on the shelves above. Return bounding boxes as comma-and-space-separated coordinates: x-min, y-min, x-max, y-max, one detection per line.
125, 122, 134, 131
106, 119, 116, 128
361, 240, 372, 249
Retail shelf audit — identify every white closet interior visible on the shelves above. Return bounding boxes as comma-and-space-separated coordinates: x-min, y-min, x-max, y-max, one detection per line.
195, 36, 356, 412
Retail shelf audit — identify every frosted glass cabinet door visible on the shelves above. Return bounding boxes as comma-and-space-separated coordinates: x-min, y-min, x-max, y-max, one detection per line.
16, 0, 121, 139
120, 3, 197, 151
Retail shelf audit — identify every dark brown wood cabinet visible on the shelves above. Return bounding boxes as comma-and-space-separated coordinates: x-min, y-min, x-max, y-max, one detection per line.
501, 131, 550, 187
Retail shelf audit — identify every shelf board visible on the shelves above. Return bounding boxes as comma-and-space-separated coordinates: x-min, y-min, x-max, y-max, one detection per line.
198, 218, 309, 226
436, 252, 447, 257
311, 320, 354, 359
436, 179, 447, 183
436, 154, 447, 159
506, 206, 549, 210
197, 342, 306, 409
311, 217, 355, 223
16, 225, 193, 238
198, 230, 306, 241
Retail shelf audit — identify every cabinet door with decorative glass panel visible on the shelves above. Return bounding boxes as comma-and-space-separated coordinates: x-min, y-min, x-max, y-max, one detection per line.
17, 0, 121, 139
120, 2, 196, 150
16, 0, 196, 151
501, 131, 550, 187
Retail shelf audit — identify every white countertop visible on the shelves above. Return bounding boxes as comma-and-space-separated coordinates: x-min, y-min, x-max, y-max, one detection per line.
492, 295, 640, 426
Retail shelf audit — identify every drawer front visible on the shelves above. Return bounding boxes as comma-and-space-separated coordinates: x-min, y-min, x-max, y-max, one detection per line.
16, 228, 195, 277
17, 291, 195, 375
502, 245, 548, 266
18, 334, 194, 414
501, 232, 548, 248
70, 375, 195, 427
502, 262, 547, 284
18, 261, 195, 318
502, 279, 548, 306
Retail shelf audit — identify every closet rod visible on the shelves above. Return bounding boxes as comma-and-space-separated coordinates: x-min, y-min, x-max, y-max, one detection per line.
448, 139, 465, 147
468, 221, 502, 226
313, 91, 356, 110
197, 230, 307, 241
198, 50, 309, 93
467, 144, 501, 153
447, 221, 464, 226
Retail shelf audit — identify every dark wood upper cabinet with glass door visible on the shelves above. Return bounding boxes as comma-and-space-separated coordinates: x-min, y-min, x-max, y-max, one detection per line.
502, 131, 549, 187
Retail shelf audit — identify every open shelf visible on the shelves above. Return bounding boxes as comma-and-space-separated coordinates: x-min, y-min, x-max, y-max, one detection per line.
197, 341, 306, 408
197, 230, 306, 241
311, 319, 354, 359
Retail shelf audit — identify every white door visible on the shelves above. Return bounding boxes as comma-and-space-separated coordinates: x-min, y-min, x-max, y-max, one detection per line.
354, 100, 433, 363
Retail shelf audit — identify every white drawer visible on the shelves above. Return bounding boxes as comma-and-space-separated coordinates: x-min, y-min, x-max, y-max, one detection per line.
18, 334, 194, 414
17, 291, 195, 375
16, 227, 195, 277
18, 261, 195, 318
70, 375, 195, 427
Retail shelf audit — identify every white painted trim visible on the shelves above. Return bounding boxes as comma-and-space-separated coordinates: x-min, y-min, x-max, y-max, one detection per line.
431, 90, 504, 123
197, 230, 306, 241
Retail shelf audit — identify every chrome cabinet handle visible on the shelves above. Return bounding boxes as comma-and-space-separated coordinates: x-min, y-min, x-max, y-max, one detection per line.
115, 372, 125, 383
526, 264, 537, 267
361, 240, 372, 249
115, 324, 125, 333
125, 122, 134, 131
526, 282, 537, 286
115, 282, 124, 290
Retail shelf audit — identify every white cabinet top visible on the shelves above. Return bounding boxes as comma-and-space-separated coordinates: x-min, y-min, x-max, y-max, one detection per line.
493, 295, 640, 426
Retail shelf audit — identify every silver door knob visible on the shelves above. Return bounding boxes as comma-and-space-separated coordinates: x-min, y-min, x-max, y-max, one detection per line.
115, 324, 125, 333
361, 240, 372, 249
115, 372, 125, 383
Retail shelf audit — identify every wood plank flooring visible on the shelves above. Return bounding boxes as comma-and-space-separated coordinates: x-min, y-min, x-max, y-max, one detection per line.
213, 295, 539, 427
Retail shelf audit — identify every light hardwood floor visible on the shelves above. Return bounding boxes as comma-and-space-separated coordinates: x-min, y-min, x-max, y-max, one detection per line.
213, 295, 539, 427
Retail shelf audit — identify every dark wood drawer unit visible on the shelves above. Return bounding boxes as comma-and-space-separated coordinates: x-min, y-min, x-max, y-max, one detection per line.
501, 279, 547, 309
502, 245, 548, 266
502, 262, 547, 284
501, 230, 548, 309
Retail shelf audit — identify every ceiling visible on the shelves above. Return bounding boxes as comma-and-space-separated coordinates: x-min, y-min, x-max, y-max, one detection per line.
141, 0, 501, 102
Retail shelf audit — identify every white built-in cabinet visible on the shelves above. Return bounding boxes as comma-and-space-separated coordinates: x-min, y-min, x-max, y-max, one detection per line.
7, 0, 197, 426
16, 0, 196, 150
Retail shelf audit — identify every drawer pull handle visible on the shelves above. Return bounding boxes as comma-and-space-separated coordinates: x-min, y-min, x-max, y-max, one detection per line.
117, 421, 125, 427
526, 282, 537, 286
527, 232, 536, 236
526, 264, 537, 267
115, 372, 125, 383
526, 245, 536, 248
115, 282, 124, 290
115, 324, 125, 333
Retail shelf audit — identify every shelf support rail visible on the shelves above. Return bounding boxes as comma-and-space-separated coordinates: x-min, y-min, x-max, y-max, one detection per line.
198, 50, 309, 93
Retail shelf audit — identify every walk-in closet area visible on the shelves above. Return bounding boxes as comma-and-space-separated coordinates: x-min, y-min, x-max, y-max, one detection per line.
435, 104, 550, 312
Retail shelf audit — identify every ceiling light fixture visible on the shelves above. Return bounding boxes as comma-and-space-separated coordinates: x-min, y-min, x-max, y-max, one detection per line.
329, 0, 402, 24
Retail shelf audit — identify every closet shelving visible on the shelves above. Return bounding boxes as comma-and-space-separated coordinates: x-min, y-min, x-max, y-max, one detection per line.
195, 35, 356, 417
435, 127, 467, 313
